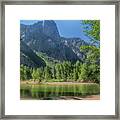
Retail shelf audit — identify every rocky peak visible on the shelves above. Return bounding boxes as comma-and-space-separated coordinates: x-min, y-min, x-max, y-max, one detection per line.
43, 20, 60, 39
31, 21, 43, 32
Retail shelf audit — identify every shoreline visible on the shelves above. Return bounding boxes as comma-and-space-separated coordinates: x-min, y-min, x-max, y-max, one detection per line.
20, 81, 99, 85
20, 95, 100, 100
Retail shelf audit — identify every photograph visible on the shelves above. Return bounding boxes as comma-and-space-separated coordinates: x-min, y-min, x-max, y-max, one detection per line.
20, 20, 100, 100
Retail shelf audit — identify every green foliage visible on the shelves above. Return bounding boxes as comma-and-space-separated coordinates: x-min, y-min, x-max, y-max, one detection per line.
79, 45, 100, 83
44, 66, 52, 80
88, 64, 100, 83
55, 64, 62, 80
82, 20, 100, 41
79, 63, 100, 83
55, 61, 74, 81
73, 68, 78, 81
31, 68, 44, 82
20, 59, 100, 83
36, 68, 44, 82
79, 63, 89, 81
52, 66, 56, 79
20, 65, 25, 80
32, 69, 37, 80
80, 45, 100, 64
78, 20, 100, 83
20, 65, 32, 80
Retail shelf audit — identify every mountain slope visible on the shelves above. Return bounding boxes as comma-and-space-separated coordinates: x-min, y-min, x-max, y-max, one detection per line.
20, 20, 79, 62
20, 40, 46, 67
61, 37, 88, 59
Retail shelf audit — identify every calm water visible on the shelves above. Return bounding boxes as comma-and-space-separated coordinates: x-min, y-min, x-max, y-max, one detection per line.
20, 83, 100, 100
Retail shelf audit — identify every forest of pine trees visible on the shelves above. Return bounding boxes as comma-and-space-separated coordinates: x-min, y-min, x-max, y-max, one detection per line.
20, 60, 100, 83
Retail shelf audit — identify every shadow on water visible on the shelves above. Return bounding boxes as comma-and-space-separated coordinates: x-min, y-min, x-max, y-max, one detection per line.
20, 83, 100, 100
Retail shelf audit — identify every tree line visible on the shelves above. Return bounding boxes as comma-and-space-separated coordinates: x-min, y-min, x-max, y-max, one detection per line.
20, 59, 100, 83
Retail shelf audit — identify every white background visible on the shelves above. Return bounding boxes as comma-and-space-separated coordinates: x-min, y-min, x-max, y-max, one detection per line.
5, 5, 115, 115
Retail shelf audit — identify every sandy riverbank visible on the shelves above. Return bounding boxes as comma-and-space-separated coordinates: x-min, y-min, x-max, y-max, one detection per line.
20, 81, 98, 85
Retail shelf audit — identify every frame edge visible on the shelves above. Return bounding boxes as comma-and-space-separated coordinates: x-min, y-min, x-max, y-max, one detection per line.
0, 0, 119, 119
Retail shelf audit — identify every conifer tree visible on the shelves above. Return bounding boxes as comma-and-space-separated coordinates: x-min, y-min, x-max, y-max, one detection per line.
45, 66, 52, 80
55, 64, 62, 80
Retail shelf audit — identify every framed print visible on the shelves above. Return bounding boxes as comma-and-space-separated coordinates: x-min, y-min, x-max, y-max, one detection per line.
0, 0, 119, 119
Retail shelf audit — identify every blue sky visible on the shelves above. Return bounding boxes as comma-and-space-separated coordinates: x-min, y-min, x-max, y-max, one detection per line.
20, 20, 91, 42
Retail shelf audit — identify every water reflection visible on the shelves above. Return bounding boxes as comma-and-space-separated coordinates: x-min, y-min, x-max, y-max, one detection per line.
20, 83, 100, 100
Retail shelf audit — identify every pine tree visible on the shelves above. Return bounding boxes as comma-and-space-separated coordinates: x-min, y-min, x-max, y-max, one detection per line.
60, 64, 64, 79
32, 68, 37, 81
45, 66, 52, 80
52, 66, 56, 79
26, 66, 32, 80
55, 64, 62, 80
73, 68, 78, 81
20, 65, 25, 80
79, 63, 89, 82
36, 68, 44, 82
